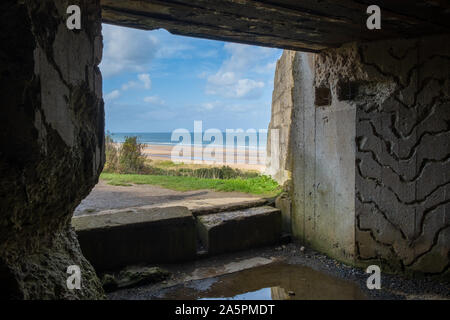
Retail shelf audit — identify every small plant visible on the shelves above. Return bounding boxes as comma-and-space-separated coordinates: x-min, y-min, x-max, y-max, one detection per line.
102, 136, 262, 180
104, 133, 119, 172
103, 134, 147, 174
118, 136, 147, 174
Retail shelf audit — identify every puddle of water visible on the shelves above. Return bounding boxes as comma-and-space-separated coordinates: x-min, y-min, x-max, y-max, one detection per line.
158, 262, 367, 300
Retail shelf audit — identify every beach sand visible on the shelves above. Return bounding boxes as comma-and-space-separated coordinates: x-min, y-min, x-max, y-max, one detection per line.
141, 144, 266, 172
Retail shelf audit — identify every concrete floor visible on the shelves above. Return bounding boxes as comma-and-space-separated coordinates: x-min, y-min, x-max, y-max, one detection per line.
107, 243, 450, 300
74, 180, 261, 216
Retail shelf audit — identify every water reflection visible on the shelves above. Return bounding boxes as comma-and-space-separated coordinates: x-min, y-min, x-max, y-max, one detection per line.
159, 262, 367, 300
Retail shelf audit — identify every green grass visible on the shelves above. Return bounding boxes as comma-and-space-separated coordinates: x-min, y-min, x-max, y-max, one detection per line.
100, 172, 281, 197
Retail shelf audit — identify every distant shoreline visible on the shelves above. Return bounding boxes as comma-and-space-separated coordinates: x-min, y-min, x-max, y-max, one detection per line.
108, 132, 268, 150
115, 142, 267, 172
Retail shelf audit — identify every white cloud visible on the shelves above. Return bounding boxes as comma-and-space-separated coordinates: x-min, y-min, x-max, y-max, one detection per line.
205, 43, 272, 99
206, 71, 265, 99
104, 90, 120, 101
100, 25, 159, 78
138, 74, 152, 89
254, 61, 277, 74
235, 79, 265, 98
202, 102, 215, 110
100, 26, 216, 78
144, 95, 165, 105
208, 71, 237, 86
121, 73, 152, 91
155, 41, 194, 59
121, 81, 137, 91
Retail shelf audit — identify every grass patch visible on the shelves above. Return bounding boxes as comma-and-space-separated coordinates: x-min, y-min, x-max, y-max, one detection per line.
100, 173, 281, 197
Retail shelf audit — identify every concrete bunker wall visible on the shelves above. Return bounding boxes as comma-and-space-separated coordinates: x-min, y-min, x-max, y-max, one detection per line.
0, 0, 104, 299
1, 0, 449, 301
266, 51, 296, 186
268, 35, 450, 277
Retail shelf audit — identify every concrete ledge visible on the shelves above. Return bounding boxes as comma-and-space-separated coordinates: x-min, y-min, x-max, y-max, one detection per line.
82, 197, 273, 218
72, 206, 196, 271
197, 206, 282, 255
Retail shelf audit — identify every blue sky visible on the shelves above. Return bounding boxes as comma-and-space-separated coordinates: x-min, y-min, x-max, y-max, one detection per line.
100, 24, 283, 133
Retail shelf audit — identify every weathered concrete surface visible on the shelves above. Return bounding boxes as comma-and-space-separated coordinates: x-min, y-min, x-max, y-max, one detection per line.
108, 243, 450, 300
74, 180, 265, 216
101, 0, 450, 52
289, 51, 357, 264
2, 0, 449, 302
313, 35, 450, 276
270, 34, 450, 278
77, 193, 270, 218
268, 51, 356, 262
275, 192, 292, 235
348, 37, 450, 277
0, 0, 104, 299
73, 207, 196, 271
266, 51, 295, 185
102, 266, 170, 292
197, 206, 282, 255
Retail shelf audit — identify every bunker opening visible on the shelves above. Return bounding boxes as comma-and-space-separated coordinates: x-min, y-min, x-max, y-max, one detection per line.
71, 24, 293, 283
1, 0, 449, 300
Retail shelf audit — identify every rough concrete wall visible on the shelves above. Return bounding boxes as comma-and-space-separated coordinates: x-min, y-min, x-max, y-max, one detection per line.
315, 35, 450, 277
0, 0, 105, 299
266, 51, 296, 185
289, 52, 356, 263
101, 0, 450, 52
275, 34, 449, 277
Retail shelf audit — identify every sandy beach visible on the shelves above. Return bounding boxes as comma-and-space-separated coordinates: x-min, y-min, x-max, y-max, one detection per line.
141, 144, 266, 171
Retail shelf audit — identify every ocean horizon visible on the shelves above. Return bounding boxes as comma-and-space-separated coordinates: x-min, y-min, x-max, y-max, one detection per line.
108, 132, 268, 150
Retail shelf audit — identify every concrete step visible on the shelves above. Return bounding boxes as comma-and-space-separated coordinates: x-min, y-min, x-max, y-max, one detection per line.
196, 206, 282, 255
72, 206, 197, 272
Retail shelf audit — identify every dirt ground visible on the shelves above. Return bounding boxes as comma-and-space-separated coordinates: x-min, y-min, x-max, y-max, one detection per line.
74, 180, 260, 216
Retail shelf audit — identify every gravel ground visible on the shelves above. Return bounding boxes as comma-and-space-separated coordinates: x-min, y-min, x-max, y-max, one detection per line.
107, 242, 450, 300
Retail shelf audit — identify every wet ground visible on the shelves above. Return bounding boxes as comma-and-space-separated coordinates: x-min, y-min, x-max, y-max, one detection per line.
108, 243, 450, 300
155, 262, 367, 300
74, 180, 259, 216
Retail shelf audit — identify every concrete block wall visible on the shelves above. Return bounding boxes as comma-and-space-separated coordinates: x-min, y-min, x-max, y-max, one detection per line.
265, 51, 296, 185
73, 207, 197, 272
289, 52, 357, 264
269, 34, 450, 278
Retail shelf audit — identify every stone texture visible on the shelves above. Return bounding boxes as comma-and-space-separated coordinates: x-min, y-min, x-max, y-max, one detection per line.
266, 51, 296, 185
289, 51, 357, 264
350, 36, 450, 277
73, 207, 197, 271
2, 0, 450, 301
314, 35, 450, 277
275, 192, 292, 234
197, 206, 282, 255
268, 34, 449, 278
0, 0, 104, 299
101, 266, 170, 292
101, 0, 450, 52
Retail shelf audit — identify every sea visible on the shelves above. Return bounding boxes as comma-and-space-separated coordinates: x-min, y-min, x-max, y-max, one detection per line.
108, 131, 268, 150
